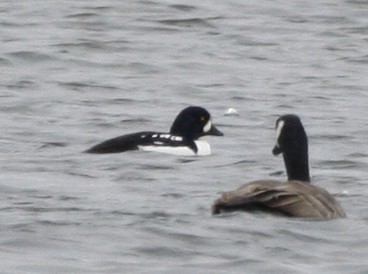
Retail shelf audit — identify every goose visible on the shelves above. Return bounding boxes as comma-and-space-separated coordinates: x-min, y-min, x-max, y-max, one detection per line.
212, 114, 346, 219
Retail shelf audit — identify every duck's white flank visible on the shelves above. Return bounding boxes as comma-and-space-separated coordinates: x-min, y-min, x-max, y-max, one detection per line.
138, 140, 211, 156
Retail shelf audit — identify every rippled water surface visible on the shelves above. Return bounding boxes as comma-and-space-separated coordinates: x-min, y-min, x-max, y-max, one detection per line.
1, 0, 368, 273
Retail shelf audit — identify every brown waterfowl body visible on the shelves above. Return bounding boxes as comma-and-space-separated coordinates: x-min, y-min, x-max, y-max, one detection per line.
212, 114, 346, 219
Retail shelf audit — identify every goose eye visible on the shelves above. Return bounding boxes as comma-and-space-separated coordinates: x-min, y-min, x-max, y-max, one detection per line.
200, 116, 206, 121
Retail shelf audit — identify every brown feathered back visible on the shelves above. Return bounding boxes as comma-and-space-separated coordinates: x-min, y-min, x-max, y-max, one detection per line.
212, 180, 346, 219
211, 114, 346, 220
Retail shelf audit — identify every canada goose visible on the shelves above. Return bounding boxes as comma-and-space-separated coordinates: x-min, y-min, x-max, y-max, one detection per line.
212, 114, 346, 219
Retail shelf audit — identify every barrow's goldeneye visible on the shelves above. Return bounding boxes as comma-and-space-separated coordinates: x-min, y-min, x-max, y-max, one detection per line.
85, 106, 223, 156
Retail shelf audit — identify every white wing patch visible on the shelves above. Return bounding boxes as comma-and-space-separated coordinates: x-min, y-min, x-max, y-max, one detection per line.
151, 134, 183, 142
170, 136, 183, 141
159, 134, 170, 139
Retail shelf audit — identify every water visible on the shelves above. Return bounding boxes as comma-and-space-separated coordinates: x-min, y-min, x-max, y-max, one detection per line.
1, 0, 368, 273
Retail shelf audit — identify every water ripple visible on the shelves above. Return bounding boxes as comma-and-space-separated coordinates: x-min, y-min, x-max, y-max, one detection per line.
1, 0, 367, 273
6, 51, 55, 62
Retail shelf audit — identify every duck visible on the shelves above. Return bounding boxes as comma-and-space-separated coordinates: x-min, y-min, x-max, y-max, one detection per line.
212, 114, 346, 219
85, 106, 223, 156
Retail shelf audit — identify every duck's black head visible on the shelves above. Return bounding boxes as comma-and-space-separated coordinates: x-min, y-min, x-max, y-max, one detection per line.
170, 106, 224, 140
272, 114, 310, 182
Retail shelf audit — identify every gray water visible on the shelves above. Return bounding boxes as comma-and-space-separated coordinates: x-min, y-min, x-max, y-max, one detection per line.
1, 0, 368, 273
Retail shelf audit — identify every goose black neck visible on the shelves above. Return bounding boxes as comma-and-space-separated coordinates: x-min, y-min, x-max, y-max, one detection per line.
283, 144, 310, 182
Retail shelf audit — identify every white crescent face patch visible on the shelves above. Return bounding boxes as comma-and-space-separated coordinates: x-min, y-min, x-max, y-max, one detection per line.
203, 120, 212, 133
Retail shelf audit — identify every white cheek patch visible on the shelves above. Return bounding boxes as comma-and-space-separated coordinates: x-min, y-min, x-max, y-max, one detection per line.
276, 120, 284, 140
203, 120, 212, 133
